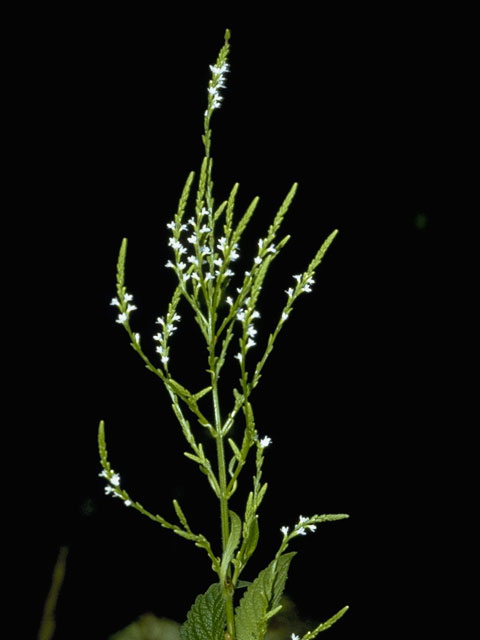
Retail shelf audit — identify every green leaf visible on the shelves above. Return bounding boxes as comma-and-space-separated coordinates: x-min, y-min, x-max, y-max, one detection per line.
241, 514, 259, 566
220, 510, 242, 583
235, 552, 296, 640
193, 386, 212, 401
180, 583, 226, 640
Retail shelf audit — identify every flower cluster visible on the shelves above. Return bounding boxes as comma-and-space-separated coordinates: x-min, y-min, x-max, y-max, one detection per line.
281, 515, 318, 538
234, 307, 260, 363
153, 312, 181, 365
205, 62, 229, 115
166, 209, 240, 292
99, 469, 132, 507
110, 292, 137, 325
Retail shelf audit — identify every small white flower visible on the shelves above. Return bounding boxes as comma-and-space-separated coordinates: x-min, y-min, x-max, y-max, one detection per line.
110, 297, 120, 307
161, 355, 169, 364
230, 249, 240, 261
124, 499, 132, 507
246, 338, 256, 349
116, 313, 127, 324
247, 325, 257, 337
293, 274, 302, 282
166, 221, 175, 230
226, 296, 233, 306
251, 310, 261, 319
124, 293, 133, 302
187, 234, 197, 244
291, 634, 300, 640
126, 303, 137, 313
134, 333, 140, 343
234, 352, 242, 362
282, 312, 289, 321
199, 224, 210, 234
281, 526, 289, 536
225, 268, 234, 277
165, 260, 175, 268
217, 237, 227, 251
259, 436, 272, 448
199, 207, 209, 217
110, 473, 120, 487
254, 256, 262, 265
205, 273, 214, 281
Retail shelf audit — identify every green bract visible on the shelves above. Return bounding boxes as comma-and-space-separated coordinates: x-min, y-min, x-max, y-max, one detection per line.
99, 29, 348, 640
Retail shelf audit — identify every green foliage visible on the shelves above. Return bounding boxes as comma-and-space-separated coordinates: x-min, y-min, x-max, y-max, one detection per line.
235, 553, 296, 640
98, 28, 349, 640
180, 583, 226, 640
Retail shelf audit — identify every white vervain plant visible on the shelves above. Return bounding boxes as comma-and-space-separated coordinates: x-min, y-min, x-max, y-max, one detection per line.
99, 29, 349, 640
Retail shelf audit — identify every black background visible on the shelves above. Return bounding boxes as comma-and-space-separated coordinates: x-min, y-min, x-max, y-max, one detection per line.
13, 6, 469, 639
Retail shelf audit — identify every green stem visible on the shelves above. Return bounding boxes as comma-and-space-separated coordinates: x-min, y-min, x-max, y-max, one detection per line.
211, 352, 236, 639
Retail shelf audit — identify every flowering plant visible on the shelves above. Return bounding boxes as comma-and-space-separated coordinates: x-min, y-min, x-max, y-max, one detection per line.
99, 29, 348, 640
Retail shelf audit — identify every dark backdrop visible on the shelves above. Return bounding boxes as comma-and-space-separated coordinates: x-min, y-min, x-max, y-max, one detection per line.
15, 8, 467, 639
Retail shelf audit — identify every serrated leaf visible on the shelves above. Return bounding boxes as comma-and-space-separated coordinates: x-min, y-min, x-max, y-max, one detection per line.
220, 510, 242, 583
180, 583, 226, 640
235, 552, 296, 640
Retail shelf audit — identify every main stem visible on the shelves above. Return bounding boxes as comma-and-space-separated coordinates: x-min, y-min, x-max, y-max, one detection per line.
211, 364, 236, 638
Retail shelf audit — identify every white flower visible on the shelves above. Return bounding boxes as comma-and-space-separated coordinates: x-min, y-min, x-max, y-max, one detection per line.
281, 526, 289, 536
226, 296, 233, 306
134, 333, 140, 343
124, 293, 133, 302
199, 224, 210, 234
254, 256, 262, 265
124, 499, 132, 507
282, 312, 289, 321
246, 338, 256, 349
259, 436, 272, 448
110, 473, 120, 486
291, 634, 300, 640
234, 352, 242, 362
116, 312, 127, 324
293, 274, 302, 282
165, 260, 175, 268
126, 303, 137, 313
209, 63, 229, 75
298, 515, 317, 533
110, 297, 120, 307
